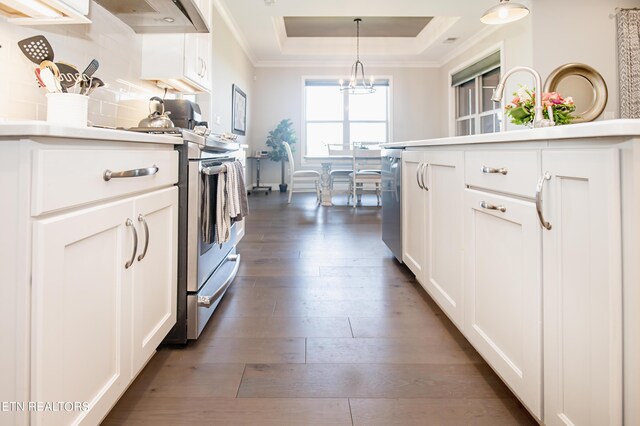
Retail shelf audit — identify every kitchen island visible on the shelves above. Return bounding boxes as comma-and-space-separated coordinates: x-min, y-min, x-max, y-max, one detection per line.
0, 122, 180, 426
383, 119, 640, 426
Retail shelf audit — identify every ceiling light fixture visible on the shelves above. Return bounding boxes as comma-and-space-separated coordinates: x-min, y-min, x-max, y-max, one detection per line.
480, 0, 529, 25
339, 18, 375, 95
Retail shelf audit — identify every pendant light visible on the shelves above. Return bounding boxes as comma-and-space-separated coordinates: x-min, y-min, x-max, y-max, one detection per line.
339, 18, 375, 95
480, 0, 530, 25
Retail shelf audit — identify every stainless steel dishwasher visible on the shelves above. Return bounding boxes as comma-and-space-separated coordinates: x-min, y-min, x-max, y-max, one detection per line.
381, 148, 403, 262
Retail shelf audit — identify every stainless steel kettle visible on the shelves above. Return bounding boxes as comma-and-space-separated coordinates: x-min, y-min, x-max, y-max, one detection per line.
138, 96, 175, 128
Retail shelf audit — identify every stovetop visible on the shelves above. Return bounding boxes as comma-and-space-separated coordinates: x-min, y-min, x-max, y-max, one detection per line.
124, 127, 240, 153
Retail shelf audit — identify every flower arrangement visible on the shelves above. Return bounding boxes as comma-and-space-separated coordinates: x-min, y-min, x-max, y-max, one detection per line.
505, 85, 577, 126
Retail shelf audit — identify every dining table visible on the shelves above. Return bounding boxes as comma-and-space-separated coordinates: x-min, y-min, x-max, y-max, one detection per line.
304, 155, 352, 206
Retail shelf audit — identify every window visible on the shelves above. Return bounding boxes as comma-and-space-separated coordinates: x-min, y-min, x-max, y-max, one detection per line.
452, 51, 502, 136
304, 80, 389, 157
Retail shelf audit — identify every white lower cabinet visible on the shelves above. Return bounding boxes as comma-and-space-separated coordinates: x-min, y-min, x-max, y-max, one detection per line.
402, 143, 626, 425
31, 200, 133, 426
31, 187, 178, 425
401, 151, 426, 279
541, 150, 622, 426
402, 150, 465, 328
464, 188, 542, 418
423, 151, 465, 329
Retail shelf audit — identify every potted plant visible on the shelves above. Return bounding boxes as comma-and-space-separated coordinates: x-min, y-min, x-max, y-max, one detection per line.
265, 118, 297, 192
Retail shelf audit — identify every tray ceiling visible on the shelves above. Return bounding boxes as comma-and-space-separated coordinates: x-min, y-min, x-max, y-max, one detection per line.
284, 17, 433, 38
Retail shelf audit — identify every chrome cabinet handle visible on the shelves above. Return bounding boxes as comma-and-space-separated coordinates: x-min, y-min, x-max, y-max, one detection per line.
125, 218, 138, 269
536, 172, 552, 230
421, 163, 429, 191
104, 165, 159, 181
416, 163, 424, 189
480, 201, 507, 213
481, 166, 508, 175
137, 214, 150, 261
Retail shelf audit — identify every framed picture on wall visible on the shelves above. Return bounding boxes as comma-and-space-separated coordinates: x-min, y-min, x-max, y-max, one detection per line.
232, 84, 247, 135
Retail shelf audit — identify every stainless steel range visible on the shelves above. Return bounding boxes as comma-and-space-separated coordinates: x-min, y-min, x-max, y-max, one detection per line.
126, 122, 243, 343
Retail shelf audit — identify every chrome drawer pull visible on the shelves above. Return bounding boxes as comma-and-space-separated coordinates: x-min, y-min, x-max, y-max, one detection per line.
137, 214, 150, 261
416, 163, 424, 189
125, 218, 138, 269
480, 201, 507, 213
536, 172, 552, 230
481, 166, 508, 175
104, 165, 159, 181
421, 163, 429, 191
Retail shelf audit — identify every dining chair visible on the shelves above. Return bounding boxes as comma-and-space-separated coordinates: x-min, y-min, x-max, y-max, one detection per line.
348, 147, 382, 208
283, 141, 321, 204
327, 144, 353, 198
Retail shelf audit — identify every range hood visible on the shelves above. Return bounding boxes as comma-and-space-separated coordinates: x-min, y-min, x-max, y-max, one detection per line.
94, 0, 209, 33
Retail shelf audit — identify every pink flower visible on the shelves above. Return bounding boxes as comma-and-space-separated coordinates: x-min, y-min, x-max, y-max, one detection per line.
512, 96, 521, 105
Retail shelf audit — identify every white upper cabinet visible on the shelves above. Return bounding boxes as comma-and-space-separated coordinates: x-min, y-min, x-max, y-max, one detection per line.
0, 0, 90, 25
141, 0, 212, 93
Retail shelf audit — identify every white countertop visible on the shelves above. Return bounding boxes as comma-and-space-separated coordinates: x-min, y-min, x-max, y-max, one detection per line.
0, 121, 181, 145
382, 119, 640, 148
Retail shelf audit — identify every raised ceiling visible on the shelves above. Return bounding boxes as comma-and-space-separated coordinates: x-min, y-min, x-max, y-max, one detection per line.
284, 17, 433, 38
213, 0, 524, 67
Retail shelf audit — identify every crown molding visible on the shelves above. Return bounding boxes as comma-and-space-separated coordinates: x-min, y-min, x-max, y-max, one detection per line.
435, 23, 502, 67
213, 0, 257, 66
254, 60, 440, 68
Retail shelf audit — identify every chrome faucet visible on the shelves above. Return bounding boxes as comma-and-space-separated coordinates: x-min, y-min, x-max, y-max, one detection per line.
491, 66, 555, 129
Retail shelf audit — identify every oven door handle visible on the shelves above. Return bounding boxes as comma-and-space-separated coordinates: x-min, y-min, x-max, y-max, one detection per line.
197, 254, 240, 307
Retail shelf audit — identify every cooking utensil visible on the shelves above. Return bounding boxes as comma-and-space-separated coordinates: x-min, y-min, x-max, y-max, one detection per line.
34, 68, 45, 88
17, 35, 54, 65
81, 59, 99, 79
56, 62, 80, 92
138, 96, 174, 128
40, 67, 60, 93
86, 77, 105, 95
39, 61, 62, 92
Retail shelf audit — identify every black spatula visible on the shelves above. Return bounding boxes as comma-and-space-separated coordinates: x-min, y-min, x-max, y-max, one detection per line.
17, 35, 54, 65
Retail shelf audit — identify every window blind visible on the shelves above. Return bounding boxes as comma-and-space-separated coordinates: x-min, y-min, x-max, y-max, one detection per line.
451, 51, 501, 87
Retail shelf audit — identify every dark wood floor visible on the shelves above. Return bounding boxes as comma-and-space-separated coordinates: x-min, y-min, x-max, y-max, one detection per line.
104, 192, 536, 425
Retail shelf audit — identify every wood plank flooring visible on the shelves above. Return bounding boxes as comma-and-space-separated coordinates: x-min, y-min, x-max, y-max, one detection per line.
104, 192, 536, 425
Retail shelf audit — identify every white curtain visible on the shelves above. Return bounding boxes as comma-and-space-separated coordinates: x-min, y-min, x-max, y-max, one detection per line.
617, 8, 640, 119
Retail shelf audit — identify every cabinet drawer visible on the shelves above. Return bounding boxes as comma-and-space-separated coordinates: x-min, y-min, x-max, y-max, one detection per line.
32, 149, 178, 216
465, 150, 539, 198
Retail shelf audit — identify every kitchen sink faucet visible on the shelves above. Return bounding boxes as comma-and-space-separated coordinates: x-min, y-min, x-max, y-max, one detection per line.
491, 66, 555, 129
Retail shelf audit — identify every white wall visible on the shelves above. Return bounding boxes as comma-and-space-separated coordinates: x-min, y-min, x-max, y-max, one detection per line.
531, 0, 639, 119
198, 4, 254, 143
250, 66, 441, 185
0, 3, 163, 127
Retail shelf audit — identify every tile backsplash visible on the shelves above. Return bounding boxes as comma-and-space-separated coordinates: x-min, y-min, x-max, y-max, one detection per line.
0, 3, 167, 128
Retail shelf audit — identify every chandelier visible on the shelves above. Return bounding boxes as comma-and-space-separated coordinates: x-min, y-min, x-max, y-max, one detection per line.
339, 18, 375, 94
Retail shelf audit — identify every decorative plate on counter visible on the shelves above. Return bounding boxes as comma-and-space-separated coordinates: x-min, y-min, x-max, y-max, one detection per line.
544, 63, 608, 123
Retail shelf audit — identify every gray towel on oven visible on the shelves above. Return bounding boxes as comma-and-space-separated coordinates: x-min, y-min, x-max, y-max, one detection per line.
215, 163, 231, 244
201, 171, 218, 245
232, 161, 249, 222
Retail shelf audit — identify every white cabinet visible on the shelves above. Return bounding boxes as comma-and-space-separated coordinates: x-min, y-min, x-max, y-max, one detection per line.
401, 151, 426, 279
423, 151, 465, 329
131, 189, 178, 374
0, 132, 179, 426
464, 188, 542, 418
31, 200, 133, 426
402, 150, 465, 328
31, 186, 178, 425
1, 0, 90, 24
141, 0, 212, 93
541, 149, 622, 426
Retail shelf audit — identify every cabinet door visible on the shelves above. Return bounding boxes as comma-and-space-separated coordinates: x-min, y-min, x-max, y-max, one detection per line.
31, 200, 133, 426
542, 149, 622, 426
401, 151, 426, 281
423, 151, 465, 329
464, 189, 542, 419
131, 187, 178, 374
